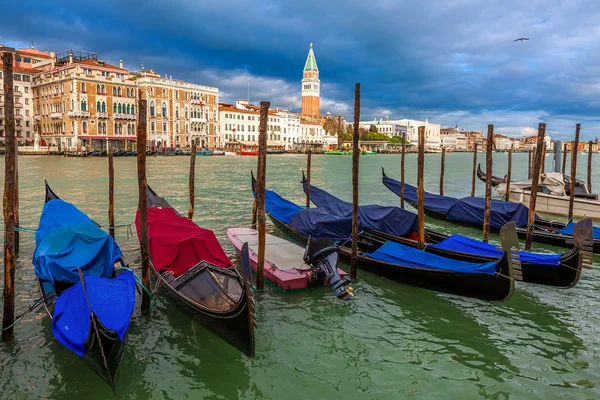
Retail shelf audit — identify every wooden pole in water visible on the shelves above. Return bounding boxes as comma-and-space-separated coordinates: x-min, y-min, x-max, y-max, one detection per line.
137, 98, 151, 312
562, 142, 567, 175
528, 149, 532, 179
525, 123, 546, 251
305, 149, 312, 207
505, 147, 512, 202
188, 139, 196, 220
14, 137, 19, 256
400, 131, 406, 208
439, 146, 445, 196
568, 124, 581, 221
541, 144, 546, 174
482, 125, 494, 242
471, 142, 477, 196
255, 101, 270, 291
417, 126, 425, 250
2, 47, 17, 340
108, 142, 115, 239
588, 140, 593, 192
350, 83, 360, 278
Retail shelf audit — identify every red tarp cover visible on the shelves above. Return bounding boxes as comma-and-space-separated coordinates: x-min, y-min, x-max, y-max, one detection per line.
135, 207, 231, 277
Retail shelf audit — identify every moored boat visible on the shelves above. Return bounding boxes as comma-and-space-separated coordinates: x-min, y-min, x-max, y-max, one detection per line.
196, 149, 213, 156
212, 150, 226, 156
227, 228, 352, 298
476, 164, 506, 187
35, 182, 136, 392
137, 185, 256, 357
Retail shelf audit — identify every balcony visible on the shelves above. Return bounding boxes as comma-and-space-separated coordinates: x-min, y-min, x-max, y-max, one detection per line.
15, 114, 23, 120
97, 112, 109, 119
191, 117, 207, 123
34, 115, 41, 121
114, 113, 136, 120
50, 112, 63, 119
14, 102, 23, 108
13, 90, 22, 97
68, 110, 91, 118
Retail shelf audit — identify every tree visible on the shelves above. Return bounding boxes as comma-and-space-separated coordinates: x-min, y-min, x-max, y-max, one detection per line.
323, 118, 338, 136
369, 124, 378, 133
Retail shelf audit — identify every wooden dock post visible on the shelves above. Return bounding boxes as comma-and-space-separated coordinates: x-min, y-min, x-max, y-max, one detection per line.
136, 98, 151, 312
14, 141, 19, 257
400, 132, 406, 208
350, 84, 360, 278
541, 144, 546, 174
588, 140, 593, 192
482, 125, 494, 242
417, 126, 425, 250
2, 47, 17, 339
525, 123, 547, 251
108, 142, 115, 239
562, 142, 567, 174
188, 139, 196, 220
256, 101, 270, 290
439, 146, 445, 196
528, 150, 533, 179
305, 149, 312, 207
505, 147, 512, 202
568, 124, 581, 221
471, 142, 477, 196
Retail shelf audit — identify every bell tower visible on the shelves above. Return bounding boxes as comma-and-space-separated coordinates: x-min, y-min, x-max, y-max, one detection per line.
301, 43, 320, 116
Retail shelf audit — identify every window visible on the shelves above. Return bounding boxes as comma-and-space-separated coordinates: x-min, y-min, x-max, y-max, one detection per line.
113, 87, 117, 96
13, 74, 21, 81
96, 84, 101, 93
163, 122, 167, 131
81, 100, 87, 111
185, 107, 188, 119
131, 105, 135, 114
113, 103, 117, 113
83, 122, 87, 133
97, 101, 101, 112
25, 98, 29, 105
118, 87, 122, 96
176, 107, 179, 119
118, 103, 122, 113
81, 82, 86, 92
102, 102, 106, 112
22, 76, 30, 82
162, 103, 167, 116
162, 88, 166, 97
150, 87, 154, 96
150, 101, 155, 117
151, 122, 155, 132
26, 111, 30, 118
101, 84, 105, 94
127, 104, 131, 114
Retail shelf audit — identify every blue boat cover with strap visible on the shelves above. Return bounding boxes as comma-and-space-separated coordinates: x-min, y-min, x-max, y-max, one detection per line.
303, 182, 418, 237
363, 241, 498, 275
33, 199, 122, 284
428, 234, 561, 266
264, 189, 303, 225
558, 221, 600, 239
52, 270, 136, 357
382, 173, 532, 228
290, 208, 354, 241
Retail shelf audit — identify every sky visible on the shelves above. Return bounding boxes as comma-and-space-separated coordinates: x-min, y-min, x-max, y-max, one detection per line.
1, 0, 599, 139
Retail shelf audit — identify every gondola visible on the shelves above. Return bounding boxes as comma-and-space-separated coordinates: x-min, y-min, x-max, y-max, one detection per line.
382, 168, 600, 253
137, 185, 256, 357
477, 164, 506, 187
35, 182, 136, 393
301, 173, 591, 288
251, 173, 515, 302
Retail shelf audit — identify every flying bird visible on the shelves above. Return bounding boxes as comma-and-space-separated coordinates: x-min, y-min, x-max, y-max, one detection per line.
514, 37, 530, 42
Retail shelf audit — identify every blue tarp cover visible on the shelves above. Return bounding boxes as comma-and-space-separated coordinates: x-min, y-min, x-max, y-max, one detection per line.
558, 222, 600, 239
52, 270, 136, 357
363, 241, 497, 275
290, 208, 354, 241
383, 173, 532, 228
265, 189, 303, 225
304, 182, 419, 237
429, 234, 561, 266
33, 200, 122, 284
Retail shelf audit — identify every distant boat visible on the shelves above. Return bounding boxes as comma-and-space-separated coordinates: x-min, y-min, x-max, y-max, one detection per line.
196, 149, 213, 156
212, 150, 225, 156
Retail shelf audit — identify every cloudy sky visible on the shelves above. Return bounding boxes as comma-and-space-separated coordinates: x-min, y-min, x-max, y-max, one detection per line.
2, 0, 599, 139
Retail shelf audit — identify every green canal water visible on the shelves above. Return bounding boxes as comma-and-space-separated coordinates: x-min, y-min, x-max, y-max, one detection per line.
0, 152, 599, 399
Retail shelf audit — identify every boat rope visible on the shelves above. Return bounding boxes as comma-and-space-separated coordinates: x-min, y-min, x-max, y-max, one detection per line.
194, 196, 228, 231
14, 226, 36, 232
14, 223, 134, 237
150, 274, 163, 310
0, 295, 47, 331
114, 267, 154, 299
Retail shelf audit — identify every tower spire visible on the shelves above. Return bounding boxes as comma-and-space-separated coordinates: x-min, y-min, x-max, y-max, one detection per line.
301, 43, 321, 116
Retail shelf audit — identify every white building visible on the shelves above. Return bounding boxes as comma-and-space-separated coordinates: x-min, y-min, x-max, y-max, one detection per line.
359, 117, 441, 148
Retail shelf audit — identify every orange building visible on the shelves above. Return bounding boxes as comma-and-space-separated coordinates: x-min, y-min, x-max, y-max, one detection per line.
301, 43, 320, 116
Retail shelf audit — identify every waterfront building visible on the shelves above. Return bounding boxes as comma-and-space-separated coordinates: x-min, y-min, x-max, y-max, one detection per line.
301, 44, 320, 117
33, 50, 137, 151
219, 99, 283, 150
358, 117, 402, 136
133, 69, 219, 149
0, 47, 51, 145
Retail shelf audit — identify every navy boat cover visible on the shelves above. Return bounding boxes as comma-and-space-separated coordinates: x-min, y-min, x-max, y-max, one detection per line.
52, 270, 136, 357
290, 208, 354, 241
362, 241, 497, 275
558, 221, 600, 239
428, 234, 561, 266
303, 182, 418, 237
382, 173, 531, 229
33, 199, 123, 284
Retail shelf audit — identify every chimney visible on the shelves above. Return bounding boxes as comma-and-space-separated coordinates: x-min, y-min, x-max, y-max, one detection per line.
50, 51, 56, 69
119, 60, 123, 69
69, 52, 73, 64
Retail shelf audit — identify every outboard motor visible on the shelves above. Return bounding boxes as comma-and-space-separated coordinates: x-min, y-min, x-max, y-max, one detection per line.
303, 237, 354, 300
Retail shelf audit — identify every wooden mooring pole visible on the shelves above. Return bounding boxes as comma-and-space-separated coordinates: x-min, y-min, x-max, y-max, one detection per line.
541, 144, 546, 174
108, 142, 115, 239
256, 101, 270, 291
471, 142, 477, 197
528, 149, 533, 179
350, 84, 360, 279
562, 142, 568, 175
400, 131, 406, 208
137, 98, 151, 312
188, 139, 197, 220
505, 147, 512, 202
417, 126, 425, 250
588, 140, 593, 192
482, 125, 494, 242
2, 47, 17, 340
525, 123, 546, 251
305, 149, 312, 207
439, 146, 445, 196
568, 124, 581, 221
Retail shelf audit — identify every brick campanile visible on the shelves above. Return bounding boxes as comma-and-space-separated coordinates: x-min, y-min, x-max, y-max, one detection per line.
301, 43, 320, 116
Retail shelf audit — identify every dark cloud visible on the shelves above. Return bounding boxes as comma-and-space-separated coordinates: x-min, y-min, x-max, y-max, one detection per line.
2, 0, 599, 138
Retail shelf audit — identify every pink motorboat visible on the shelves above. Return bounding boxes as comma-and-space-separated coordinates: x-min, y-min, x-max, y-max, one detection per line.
227, 227, 349, 293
